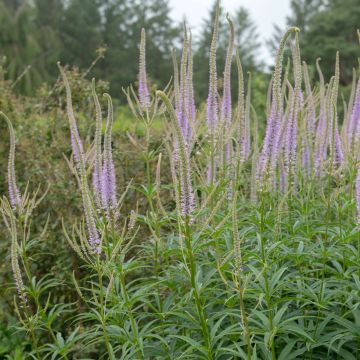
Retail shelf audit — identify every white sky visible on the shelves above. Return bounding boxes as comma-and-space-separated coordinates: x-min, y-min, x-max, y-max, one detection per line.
169, 0, 291, 67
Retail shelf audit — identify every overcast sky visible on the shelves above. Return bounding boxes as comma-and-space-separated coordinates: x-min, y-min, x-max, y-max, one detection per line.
169, 0, 291, 67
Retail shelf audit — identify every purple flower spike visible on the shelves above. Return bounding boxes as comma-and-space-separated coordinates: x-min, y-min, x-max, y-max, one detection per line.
175, 26, 196, 146
138, 28, 150, 109
83, 195, 101, 252
257, 28, 299, 188
91, 79, 103, 209
157, 90, 195, 221
58, 63, 101, 253
101, 156, 117, 210
101, 94, 118, 215
283, 84, 295, 186
287, 36, 302, 187
330, 52, 344, 168
57, 63, 84, 166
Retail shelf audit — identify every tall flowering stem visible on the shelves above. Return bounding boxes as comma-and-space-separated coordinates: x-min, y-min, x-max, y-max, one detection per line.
303, 61, 316, 174
172, 49, 180, 112
157, 90, 194, 220
92, 79, 103, 209
101, 94, 117, 216
284, 83, 295, 189
173, 26, 196, 196
330, 52, 344, 168
343, 69, 357, 149
187, 30, 196, 143
220, 15, 234, 176
244, 72, 252, 161
157, 93, 212, 357
350, 78, 360, 156
206, 0, 220, 185
300, 90, 311, 176
58, 63, 100, 253
284, 34, 302, 190
138, 28, 150, 109
177, 25, 190, 142
176, 26, 197, 144
258, 27, 300, 189
325, 76, 335, 164
314, 59, 327, 176
303, 62, 316, 137
1, 112, 21, 209
235, 49, 245, 164
57, 65, 84, 165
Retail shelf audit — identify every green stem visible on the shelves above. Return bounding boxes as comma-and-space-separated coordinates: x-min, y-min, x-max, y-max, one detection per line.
184, 218, 213, 359
22, 305, 41, 360
312, 126, 335, 359
259, 194, 276, 360
144, 121, 164, 314
96, 260, 114, 360
119, 262, 143, 358
236, 273, 252, 360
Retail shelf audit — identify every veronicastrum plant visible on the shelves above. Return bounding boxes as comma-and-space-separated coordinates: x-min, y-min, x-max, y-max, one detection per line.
2, 1, 360, 359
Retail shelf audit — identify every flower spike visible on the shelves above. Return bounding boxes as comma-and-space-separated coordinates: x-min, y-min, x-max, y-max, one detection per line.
138, 28, 150, 109
1, 112, 21, 210
92, 79, 103, 209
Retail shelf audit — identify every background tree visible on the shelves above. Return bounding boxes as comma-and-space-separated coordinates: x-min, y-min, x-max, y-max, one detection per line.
268, 0, 324, 55
269, 0, 359, 85
34, 0, 64, 80
59, 0, 103, 71
0, 2, 45, 94
101, 0, 180, 97
301, 0, 360, 84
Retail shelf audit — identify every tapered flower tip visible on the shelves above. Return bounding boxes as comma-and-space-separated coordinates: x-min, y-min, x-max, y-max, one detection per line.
0, 111, 9, 120
1, 111, 21, 210
103, 92, 111, 101
156, 90, 164, 98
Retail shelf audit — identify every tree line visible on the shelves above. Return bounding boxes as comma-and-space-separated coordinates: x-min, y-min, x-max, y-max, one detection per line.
0, 0, 259, 99
0, 0, 359, 100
